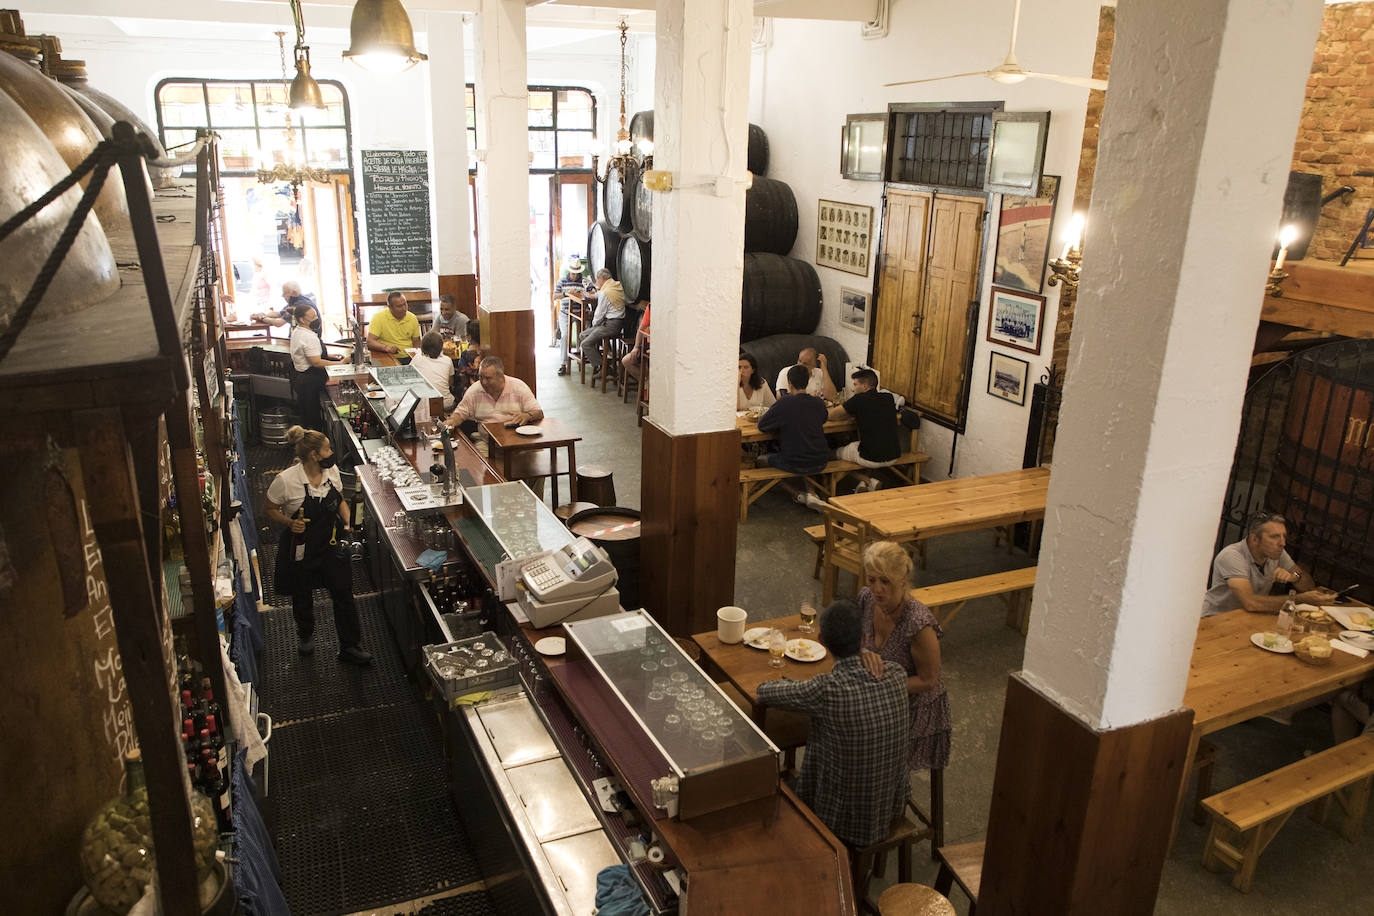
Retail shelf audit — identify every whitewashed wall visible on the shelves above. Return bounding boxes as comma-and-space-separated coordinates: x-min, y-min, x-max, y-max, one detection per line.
748, 1, 1102, 479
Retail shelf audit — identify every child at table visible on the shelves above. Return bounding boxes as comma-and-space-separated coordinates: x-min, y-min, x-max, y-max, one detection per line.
455, 324, 484, 396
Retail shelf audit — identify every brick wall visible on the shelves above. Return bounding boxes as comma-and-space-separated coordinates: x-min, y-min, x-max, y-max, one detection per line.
1293, 2, 1374, 261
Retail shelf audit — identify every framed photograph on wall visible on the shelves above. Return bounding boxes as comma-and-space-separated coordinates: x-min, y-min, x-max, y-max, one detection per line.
987, 351, 1030, 406
840, 286, 870, 332
992, 174, 1059, 293
986, 286, 1046, 355
817, 199, 874, 276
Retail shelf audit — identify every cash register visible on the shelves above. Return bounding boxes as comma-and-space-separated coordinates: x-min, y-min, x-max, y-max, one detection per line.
514, 537, 621, 628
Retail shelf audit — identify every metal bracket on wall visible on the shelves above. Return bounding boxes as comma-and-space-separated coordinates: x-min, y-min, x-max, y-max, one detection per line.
862, 0, 891, 40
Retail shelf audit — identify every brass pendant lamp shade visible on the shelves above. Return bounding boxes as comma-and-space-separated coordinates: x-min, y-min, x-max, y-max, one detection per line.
289, 47, 325, 111
343, 0, 428, 74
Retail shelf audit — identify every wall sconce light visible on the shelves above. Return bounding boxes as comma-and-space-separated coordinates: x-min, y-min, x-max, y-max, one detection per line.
642, 169, 673, 192
1268, 223, 1297, 297
343, 0, 428, 74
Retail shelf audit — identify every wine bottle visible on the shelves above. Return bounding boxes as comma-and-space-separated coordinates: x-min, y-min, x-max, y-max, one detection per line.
291, 505, 306, 561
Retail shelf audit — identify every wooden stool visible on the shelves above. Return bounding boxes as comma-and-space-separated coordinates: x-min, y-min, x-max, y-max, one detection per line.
933, 841, 984, 915
600, 335, 629, 394
906, 769, 945, 858
635, 347, 650, 426
555, 501, 598, 524
877, 884, 955, 916
851, 816, 922, 915
566, 300, 590, 384
577, 465, 616, 506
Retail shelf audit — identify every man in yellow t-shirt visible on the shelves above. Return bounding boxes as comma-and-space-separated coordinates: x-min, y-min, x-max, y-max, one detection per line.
367, 292, 422, 357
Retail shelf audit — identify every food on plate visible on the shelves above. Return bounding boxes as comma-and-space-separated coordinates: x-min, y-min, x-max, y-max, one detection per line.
1351, 611, 1371, 627
1262, 632, 1279, 648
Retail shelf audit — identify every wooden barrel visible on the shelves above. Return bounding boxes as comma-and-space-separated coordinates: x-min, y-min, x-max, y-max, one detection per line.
741, 333, 849, 396
740, 253, 822, 342
618, 236, 651, 305
568, 507, 642, 610
587, 220, 621, 280
744, 176, 798, 254
630, 110, 654, 162
1265, 345, 1374, 587
748, 123, 770, 176
630, 166, 654, 241
602, 159, 639, 232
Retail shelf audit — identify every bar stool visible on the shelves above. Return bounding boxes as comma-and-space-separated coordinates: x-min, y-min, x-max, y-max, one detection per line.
555, 501, 598, 525
877, 884, 955, 916
635, 347, 650, 426
851, 815, 923, 915
907, 769, 945, 858
577, 466, 616, 506
566, 299, 591, 384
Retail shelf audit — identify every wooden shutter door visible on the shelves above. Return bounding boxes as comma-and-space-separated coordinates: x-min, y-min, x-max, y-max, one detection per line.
913, 194, 984, 422
871, 189, 932, 402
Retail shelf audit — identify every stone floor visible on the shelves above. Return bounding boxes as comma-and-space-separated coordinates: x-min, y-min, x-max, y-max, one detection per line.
528, 333, 1372, 915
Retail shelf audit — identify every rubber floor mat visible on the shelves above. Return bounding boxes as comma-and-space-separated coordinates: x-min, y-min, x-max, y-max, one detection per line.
257, 540, 376, 609
414, 892, 498, 915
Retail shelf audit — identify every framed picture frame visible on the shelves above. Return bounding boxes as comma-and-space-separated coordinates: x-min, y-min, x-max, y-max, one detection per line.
992, 174, 1059, 294
986, 286, 1046, 355
987, 351, 1030, 406
840, 286, 870, 332
985, 111, 1050, 196
817, 200, 874, 276
841, 113, 888, 181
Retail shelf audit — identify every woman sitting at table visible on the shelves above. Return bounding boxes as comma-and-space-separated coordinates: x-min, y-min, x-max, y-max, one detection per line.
737, 352, 776, 411
857, 540, 951, 772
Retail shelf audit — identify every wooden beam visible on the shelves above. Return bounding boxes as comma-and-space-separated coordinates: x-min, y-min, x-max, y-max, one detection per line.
1262, 260, 1374, 338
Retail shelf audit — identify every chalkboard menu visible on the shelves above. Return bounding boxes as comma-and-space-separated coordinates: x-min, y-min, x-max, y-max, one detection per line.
361, 149, 433, 274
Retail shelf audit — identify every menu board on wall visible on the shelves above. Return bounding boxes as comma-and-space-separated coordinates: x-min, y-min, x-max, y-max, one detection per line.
361, 149, 433, 275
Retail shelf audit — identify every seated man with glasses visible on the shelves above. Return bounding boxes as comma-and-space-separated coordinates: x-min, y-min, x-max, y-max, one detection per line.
1201, 512, 1336, 617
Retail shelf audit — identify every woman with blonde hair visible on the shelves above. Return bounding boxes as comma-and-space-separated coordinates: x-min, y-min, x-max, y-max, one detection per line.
263, 426, 371, 665
858, 540, 950, 770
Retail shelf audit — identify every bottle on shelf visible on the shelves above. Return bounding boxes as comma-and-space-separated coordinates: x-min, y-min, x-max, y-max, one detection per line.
163, 493, 184, 562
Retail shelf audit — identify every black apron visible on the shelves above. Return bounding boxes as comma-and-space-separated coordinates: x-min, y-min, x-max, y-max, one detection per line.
274, 480, 345, 595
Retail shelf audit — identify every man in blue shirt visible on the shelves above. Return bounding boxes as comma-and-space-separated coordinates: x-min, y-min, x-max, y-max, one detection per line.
757, 363, 830, 509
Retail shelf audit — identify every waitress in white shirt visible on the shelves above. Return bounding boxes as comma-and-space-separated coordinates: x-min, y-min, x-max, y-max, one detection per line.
289, 303, 336, 431
264, 426, 371, 665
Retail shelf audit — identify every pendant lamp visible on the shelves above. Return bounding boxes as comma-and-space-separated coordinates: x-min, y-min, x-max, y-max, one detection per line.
342, 0, 428, 74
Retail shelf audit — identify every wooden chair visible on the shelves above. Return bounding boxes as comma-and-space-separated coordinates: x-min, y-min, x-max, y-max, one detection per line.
851, 815, 924, 915
932, 841, 984, 915
821, 506, 871, 605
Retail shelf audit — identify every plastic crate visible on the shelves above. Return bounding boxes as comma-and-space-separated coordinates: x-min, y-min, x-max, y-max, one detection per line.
423, 632, 517, 701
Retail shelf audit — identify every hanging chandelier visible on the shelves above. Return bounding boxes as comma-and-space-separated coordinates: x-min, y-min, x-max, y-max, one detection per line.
594, 20, 636, 186
257, 29, 329, 191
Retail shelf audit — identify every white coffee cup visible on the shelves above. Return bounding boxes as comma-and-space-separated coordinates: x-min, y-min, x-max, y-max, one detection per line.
717, 606, 748, 644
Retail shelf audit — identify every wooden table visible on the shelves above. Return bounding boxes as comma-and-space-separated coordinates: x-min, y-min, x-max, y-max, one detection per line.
692, 612, 833, 718
1172, 608, 1374, 839
736, 413, 857, 444
825, 466, 1049, 542
482, 416, 581, 507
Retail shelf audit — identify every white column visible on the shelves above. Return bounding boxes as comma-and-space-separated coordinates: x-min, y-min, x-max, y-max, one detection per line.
1022, 0, 1324, 729
650, 0, 752, 435
473, 0, 529, 312
424, 12, 473, 277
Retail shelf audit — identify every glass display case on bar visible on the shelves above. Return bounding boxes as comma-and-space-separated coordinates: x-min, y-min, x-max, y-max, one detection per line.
563, 610, 780, 819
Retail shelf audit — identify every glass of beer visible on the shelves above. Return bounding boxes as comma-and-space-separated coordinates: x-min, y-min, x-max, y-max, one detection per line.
768, 628, 786, 668
799, 602, 817, 634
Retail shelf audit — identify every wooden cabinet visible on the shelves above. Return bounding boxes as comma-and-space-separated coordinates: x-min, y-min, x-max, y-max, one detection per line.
871, 188, 985, 430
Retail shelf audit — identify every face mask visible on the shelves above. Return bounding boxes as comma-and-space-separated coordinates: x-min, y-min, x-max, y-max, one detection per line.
317, 453, 337, 469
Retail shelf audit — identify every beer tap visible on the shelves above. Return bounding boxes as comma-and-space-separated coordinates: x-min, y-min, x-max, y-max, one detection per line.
438, 423, 457, 501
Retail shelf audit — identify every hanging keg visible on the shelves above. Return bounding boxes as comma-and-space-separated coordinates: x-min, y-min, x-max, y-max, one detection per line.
628, 110, 769, 177
743, 176, 798, 254
602, 159, 639, 232
747, 123, 770, 176
587, 220, 622, 280
0, 89, 119, 326
629, 163, 653, 241
617, 236, 651, 305
740, 253, 822, 342
629, 110, 654, 163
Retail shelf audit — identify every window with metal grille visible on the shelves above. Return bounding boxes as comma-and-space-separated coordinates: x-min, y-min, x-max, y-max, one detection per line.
889, 107, 997, 190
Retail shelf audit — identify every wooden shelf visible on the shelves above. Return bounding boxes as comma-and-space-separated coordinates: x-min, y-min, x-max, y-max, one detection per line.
1262, 258, 1374, 338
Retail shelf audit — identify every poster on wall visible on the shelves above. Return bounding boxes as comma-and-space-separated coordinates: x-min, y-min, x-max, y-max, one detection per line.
816, 199, 874, 276
992, 174, 1059, 294
840, 286, 870, 333
360, 149, 433, 275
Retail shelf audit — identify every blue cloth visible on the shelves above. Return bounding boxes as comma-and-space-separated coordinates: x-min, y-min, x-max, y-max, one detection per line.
230, 749, 291, 916
593, 865, 650, 916
230, 593, 261, 687
417, 548, 448, 572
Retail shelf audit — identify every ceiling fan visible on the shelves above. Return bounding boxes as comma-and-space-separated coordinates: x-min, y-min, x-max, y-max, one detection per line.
884, 0, 1108, 92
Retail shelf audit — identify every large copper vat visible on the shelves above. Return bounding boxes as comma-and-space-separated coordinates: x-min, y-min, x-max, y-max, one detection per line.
51, 59, 167, 160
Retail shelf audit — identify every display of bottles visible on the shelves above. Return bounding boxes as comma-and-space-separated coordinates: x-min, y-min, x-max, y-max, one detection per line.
162, 493, 183, 562
174, 648, 234, 830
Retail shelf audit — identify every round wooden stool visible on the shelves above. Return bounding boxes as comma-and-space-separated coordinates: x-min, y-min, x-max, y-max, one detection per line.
877, 883, 955, 916
576, 465, 616, 506
555, 501, 598, 524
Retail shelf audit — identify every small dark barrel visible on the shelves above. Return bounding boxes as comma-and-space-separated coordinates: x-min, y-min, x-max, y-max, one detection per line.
630, 110, 654, 163
618, 236, 651, 304
602, 159, 639, 232
741, 333, 850, 396
748, 123, 770, 176
740, 253, 821, 342
630, 167, 654, 241
568, 507, 642, 610
587, 220, 622, 280
744, 176, 798, 254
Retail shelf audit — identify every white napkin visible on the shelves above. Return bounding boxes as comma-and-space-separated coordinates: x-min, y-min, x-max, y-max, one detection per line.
1329, 638, 1368, 658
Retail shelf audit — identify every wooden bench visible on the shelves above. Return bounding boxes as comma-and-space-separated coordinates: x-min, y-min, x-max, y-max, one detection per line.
1200, 734, 1374, 892
739, 451, 930, 522
805, 523, 928, 581
909, 566, 1037, 632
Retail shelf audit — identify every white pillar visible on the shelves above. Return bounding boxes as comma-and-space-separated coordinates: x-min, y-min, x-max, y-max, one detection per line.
424, 12, 473, 277
650, 0, 752, 435
473, 0, 529, 312
1022, 0, 1324, 729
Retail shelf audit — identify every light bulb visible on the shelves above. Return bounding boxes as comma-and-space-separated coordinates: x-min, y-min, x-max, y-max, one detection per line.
1278, 224, 1298, 248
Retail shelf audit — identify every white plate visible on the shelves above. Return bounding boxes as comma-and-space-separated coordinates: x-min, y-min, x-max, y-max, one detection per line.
786, 638, 826, 662
534, 636, 566, 656
742, 627, 771, 649
1323, 605, 1373, 632
366, 391, 386, 399
1250, 632, 1294, 654
515, 425, 543, 437
1339, 630, 1374, 651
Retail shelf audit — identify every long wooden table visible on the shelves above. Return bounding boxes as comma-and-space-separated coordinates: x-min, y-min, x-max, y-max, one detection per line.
826, 466, 1050, 542
736, 413, 857, 444
1173, 608, 1374, 839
